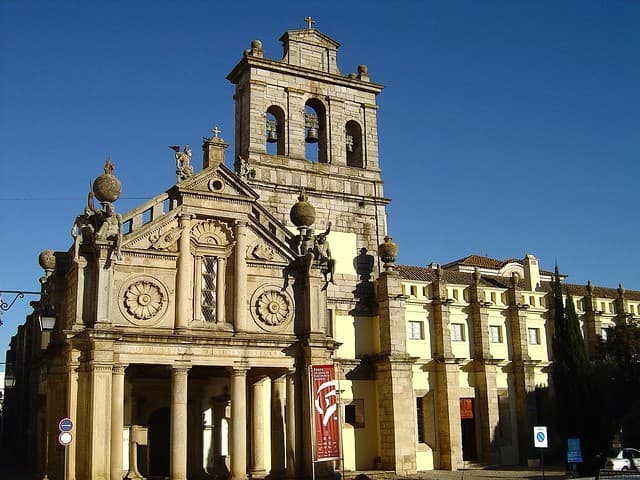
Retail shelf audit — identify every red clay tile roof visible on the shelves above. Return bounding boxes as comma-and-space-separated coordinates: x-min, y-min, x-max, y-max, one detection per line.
398, 265, 640, 299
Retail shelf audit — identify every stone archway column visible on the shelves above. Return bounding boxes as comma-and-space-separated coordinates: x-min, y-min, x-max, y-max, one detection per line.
230, 366, 249, 480
171, 365, 190, 480
270, 374, 286, 476
285, 369, 298, 478
175, 214, 193, 330
251, 377, 268, 476
110, 364, 127, 480
234, 221, 248, 331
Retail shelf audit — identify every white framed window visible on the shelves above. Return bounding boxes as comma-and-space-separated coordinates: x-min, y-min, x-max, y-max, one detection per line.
528, 327, 540, 345
600, 327, 608, 341
490, 325, 503, 343
409, 320, 424, 340
451, 323, 465, 342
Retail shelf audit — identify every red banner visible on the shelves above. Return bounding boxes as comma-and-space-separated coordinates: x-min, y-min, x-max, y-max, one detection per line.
310, 364, 340, 461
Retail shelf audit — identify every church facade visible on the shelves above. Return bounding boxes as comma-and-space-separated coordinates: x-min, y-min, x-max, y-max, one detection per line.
3, 25, 640, 480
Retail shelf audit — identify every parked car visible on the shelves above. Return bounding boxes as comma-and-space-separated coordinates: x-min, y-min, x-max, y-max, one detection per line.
605, 448, 640, 470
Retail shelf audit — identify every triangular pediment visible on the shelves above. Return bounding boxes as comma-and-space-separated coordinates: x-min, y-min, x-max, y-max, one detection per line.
120, 164, 298, 262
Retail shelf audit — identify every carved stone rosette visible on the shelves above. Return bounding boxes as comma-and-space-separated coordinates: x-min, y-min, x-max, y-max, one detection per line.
119, 275, 169, 326
250, 285, 294, 331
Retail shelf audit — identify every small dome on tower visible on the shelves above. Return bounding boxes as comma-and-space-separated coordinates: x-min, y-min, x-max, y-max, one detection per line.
92, 159, 122, 203
290, 192, 316, 227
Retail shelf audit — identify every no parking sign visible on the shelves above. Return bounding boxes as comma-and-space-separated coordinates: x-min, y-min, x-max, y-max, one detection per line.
534, 426, 548, 448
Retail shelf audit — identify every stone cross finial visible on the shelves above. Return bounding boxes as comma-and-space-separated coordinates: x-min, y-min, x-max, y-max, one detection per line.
304, 16, 316, 30
212, 126, 221, 138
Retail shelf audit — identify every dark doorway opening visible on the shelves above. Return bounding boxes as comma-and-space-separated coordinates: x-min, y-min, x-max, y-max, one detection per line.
148, 407, 170, 479
460, 398, 477, 461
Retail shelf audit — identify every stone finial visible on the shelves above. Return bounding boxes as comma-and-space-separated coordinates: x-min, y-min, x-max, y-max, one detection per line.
587, 280, 594, 294
245, 39, 264, 58
435, 265, 443, 281
357, 64, 370, 82
618, 283, 625, 297
510, 271, 520, 287
92, 158, 122, 204
38, 249, 56, 277
290, 190, 316, 228
378, 236, 399, 272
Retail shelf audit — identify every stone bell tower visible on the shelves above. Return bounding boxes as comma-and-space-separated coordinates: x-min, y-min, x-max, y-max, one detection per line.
227, 21, 388, 251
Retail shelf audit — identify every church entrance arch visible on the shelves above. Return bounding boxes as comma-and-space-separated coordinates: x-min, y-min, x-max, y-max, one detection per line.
148, 407, 170, 478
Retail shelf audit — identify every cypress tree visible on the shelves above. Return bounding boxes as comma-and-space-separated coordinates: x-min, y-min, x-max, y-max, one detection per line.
551, 264, 593, 457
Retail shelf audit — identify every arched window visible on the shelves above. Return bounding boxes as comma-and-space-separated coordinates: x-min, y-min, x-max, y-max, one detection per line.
345, 120, 363, 167
304, 99, 328, 163
265, 106, 285, 156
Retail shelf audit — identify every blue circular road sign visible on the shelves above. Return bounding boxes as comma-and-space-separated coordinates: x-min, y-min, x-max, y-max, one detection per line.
536, 432, 545, 442
59, 418, 73, 432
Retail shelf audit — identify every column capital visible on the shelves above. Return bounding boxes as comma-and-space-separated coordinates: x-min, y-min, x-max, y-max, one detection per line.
229, 364, 250, 376
112, 364, 128, 375
172, 363, 191, 375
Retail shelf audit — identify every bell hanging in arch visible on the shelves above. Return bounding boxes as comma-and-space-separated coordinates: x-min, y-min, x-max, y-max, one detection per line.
345, 134, 354, 153
266, 128, 277, 143
305, 127, 319, 143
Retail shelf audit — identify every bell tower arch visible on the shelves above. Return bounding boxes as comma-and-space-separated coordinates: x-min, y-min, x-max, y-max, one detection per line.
227, 24, 388, 250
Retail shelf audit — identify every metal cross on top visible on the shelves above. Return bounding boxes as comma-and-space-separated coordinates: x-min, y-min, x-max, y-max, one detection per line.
304, 16, 316, 30
211, 126, 221, 138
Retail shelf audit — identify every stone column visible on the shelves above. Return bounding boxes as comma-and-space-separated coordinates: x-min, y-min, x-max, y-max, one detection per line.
285, 87, 306, 158
469, 270, 500, 464
234, 221, 248, 332
251, 377, 268, 476
171, 365, 190, 480
270, 375, 286, 476
111, 365, 127, 480
88, 362, 114, 480
175, 214, 193, 330
67, 349, 80, 480
431, 268, 463, 470
216, 256, 226, 324
285, 369, 298, 478
230, 366, 248, 480
375, 268, 417, 475
507, 277, 538, 464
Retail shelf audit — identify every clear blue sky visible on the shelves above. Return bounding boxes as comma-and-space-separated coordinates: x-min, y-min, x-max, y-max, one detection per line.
1, 1, 639, 357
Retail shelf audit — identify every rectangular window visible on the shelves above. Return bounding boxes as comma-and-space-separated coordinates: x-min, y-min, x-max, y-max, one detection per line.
201, 256, 217, 322
409, 320, 424, 340
451, 323, 465, 342
416, 397, 425, 443
528, 327, 540, 345
490, 291, 497, 304
344, 399, 365, 428
631, 305, 636, 314
452, 289, 459, 301
490, 325, 503, 343
410, 285, 417, 297
529, 296, 535, 307
600, 327, 608, 341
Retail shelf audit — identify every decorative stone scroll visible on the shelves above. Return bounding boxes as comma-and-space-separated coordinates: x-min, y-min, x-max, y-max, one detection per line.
119, 275, 169, 326
250, 285, 294, 331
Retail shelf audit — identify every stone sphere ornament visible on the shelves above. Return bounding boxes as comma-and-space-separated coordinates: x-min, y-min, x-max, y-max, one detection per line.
38, 249, 56, 272
289, 191, 316, 227
378, 236, 399, 271
93, 158, 122, 203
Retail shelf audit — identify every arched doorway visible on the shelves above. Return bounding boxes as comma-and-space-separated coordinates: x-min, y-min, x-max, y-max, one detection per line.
148, 407, 170, 479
